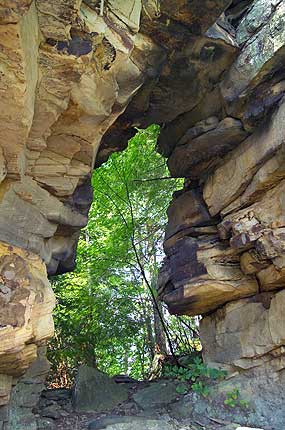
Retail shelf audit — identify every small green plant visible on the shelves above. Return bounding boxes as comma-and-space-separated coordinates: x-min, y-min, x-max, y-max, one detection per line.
239, 399, 250, 409
163, 357, 227, 397
192, 380, 210, 397
163, 364, 192, 382
176, 383, 189, 395
224, 389, 249, 409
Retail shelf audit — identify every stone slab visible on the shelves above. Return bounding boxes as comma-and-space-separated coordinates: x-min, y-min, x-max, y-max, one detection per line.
73, 366, 129, 413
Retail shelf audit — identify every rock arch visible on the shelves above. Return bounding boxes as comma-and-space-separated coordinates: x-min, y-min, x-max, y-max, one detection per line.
0, 0, 285, 427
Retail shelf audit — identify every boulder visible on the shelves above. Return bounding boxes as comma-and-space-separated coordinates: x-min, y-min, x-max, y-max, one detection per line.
167, 394, 194, 419
5, 347, 51, 430
133, 380, 178, 411
73, 366, 129, 413
42, 388, 71, 401
40, 404, 61, 420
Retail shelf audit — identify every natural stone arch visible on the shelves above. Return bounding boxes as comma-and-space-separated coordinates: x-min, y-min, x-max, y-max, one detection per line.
0, 0, 285, 428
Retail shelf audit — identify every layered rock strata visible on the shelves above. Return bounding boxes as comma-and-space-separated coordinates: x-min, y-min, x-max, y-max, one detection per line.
0, 1, 164, 424
156, 1, 285, 422
0, 0, 285, 428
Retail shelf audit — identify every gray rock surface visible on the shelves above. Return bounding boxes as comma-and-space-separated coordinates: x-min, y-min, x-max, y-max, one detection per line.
133, 381, 178, 411
40, 404, 61, 420
5, 347, 50, 430
167, 394, 194, 420
37, 418, 55, 430
88, 416, 175, 430
73, 366, 129, 413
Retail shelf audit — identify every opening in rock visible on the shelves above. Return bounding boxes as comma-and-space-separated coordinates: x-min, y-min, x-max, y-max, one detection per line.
47, 125, 199, 387
1, 1, 285, 429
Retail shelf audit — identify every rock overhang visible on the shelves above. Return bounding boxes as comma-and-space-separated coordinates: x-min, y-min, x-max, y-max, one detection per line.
0, 0, 245, 276
1, 1, 285, 427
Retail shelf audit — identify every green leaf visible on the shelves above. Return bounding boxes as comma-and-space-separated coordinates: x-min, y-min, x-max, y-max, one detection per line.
176, 383, 189, 395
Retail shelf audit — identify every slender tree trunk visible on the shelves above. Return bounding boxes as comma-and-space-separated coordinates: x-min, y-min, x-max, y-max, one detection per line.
152, 298, 167, 354
123, 350, 129, 374
150, 249, 167, 355
145, 305, 156, 359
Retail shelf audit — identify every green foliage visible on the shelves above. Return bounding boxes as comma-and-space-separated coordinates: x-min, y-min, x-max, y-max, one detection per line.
163, 357, 227, 382
163, 365, 192, 381
48, 125, 196, 385
175, 383, 189, 395
224, 389, 249, 409
48, 273, 149, 384
163, 357, 227, 397
192, 381, 210, 397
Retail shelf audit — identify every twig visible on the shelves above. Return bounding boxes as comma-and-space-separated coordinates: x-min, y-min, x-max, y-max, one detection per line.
208, 417, 230, 425
194, 419, 206, 428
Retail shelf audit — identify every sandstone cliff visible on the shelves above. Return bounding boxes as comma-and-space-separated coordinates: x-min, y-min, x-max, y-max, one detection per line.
0, 0, 285, 428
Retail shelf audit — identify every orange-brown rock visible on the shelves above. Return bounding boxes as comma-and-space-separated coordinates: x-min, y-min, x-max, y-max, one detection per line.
0, 241, 55, 404
200, 289, 285, 371
0, 1, 243, 424
204, 100, 285, 216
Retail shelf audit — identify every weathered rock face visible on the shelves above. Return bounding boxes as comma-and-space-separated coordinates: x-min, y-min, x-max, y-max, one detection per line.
157, 6, 285, 290
154, 0, 285, 424
6, 346, 51, 430
1, 0, 285, 428
0, 0, 161, 275
201, 290, 285, 372
0, 1, 162, 425
0, 242, 55, 406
